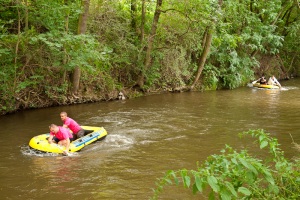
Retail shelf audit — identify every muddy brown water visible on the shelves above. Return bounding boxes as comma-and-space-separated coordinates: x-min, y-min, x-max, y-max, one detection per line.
0, 79, 299, 199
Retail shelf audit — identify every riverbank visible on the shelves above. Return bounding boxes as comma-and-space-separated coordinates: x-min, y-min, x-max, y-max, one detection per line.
0, 86, 167, 116
1, 73, 293, 116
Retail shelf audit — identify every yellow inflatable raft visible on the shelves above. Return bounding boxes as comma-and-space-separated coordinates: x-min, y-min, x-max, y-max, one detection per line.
253, 83, 280, 89
29, 126, 107, 153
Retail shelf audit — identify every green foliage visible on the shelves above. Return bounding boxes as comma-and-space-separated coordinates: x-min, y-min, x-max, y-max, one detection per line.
44, 83, 68, 101
202, 64, 219, 90
29, 31, 110, 72
278, 3, 300, 74
152, 129, 300, 199
1, 0, 300, 114
204, 0, 285, 89
88, 0, 141, 86
28, 0, 82, 33
0, 40, 18, 113
159, 47, 194, 89
205, 46, 258, 89
126, 90, 144, 99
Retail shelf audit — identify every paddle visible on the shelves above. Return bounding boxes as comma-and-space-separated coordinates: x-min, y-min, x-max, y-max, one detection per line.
252, 79, 260, 84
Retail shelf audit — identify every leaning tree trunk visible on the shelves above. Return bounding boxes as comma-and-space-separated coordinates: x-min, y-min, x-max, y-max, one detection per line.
190, 28, 213, 89
137, 0, 163, 88
72, 0, 90, 95
190, 0, 223, 90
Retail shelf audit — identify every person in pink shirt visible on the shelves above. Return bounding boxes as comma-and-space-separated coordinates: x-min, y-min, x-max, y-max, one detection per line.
60, 112, 85, 140
48, 124, 73, 155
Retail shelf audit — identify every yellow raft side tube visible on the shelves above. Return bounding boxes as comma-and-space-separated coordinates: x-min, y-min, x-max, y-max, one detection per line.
29, 126, 107, 153
253, 83, 280, 89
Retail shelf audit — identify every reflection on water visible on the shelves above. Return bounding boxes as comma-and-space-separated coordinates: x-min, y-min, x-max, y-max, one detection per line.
0, 79, 300, 199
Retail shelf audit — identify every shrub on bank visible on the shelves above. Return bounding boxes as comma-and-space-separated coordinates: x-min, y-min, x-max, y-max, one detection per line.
152, 129, 300, 199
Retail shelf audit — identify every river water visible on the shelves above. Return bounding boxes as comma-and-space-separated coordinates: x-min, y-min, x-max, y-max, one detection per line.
0, 79, 299, 200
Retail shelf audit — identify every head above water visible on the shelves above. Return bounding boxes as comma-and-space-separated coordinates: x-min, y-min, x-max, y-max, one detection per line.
60, 111, 68, 121
49, 124, 59, 133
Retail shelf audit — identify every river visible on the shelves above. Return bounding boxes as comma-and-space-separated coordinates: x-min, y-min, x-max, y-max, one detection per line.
0, 79, 299, 199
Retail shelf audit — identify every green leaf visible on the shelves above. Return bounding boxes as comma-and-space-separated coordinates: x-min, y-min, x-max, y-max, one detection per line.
268, 184, 279, 194
174, 176, 179, 185
180, 170, 188, 187
165, 178, 172, 184
237, 157, 258, 175
184, 175, 191, 188
238, 187, 251, 196
264, 173, 275, 185
225, 181, 237, 197
207, 176, 219, 192
231, 158, 238, 165
245, 171, 256, 183
260, 140, 268, 149
192, 183, 198, 194
195, 175, 203, 192
169, 171, 179, 185
259, 134, 265, 142
238, 157, 249, 168
220, 187, 232, 200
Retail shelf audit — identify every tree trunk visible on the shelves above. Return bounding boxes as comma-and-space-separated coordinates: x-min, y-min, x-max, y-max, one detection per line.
62, 0, 69, 83
137, 0, 163, 88
131, 0, 137, 32
190, 0, 223, 90
276, 54, 288, 78
72, 0, 90, 95
13, 1, 21, 91
25, 0, 28, 31
190, 29, 213, 89
77, 0, 90, 34
140, 0, 145, 42
64, 0, 69, 33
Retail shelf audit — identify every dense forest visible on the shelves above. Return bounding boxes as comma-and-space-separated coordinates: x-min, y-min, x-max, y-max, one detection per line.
0, 0, 299, 115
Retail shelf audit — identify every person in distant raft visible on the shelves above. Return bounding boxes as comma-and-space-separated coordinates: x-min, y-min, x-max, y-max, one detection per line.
48, 124, 73, 155
252, 75, 267, 85
268, 75, 282, 88
60, 111, 85, 140
259, 75, 267, 84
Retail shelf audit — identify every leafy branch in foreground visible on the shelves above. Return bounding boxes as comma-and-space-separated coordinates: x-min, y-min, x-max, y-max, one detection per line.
152, 129, 300, 200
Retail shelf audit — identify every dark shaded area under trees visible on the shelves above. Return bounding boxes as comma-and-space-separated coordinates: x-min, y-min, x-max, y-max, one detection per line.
0, 0, 299, 115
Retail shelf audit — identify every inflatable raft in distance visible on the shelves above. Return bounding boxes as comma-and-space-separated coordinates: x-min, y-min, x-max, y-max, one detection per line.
253, 83, 280, 89
29, 126, 107, 153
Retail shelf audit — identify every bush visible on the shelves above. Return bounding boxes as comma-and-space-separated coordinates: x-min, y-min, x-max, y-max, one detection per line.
152, 129, 300, 199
